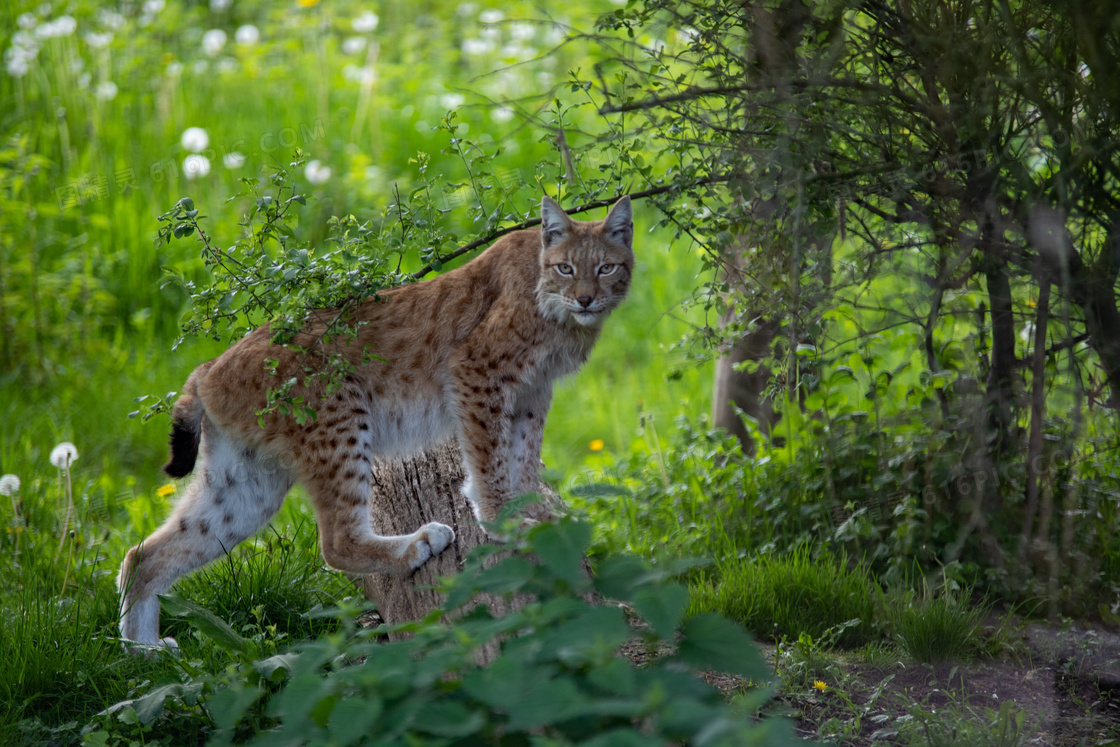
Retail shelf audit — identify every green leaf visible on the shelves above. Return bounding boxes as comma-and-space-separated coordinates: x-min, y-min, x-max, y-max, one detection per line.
207, 684, 262, 730
413, 700, 485, 737
328, 696, 382, 745
630, 582, 689, 639
531, 519, 591, 586
159, 591, 251, 655
594, 554, 647, 600
675, 614, 771, 682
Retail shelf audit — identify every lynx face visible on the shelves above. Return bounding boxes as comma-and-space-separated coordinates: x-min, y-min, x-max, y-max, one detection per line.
536, 196, 634, 326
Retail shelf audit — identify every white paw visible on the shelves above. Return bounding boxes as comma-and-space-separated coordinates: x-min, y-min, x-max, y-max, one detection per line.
122, 636, 179, 659
408, 540, 433, 570
421, 522, 455, 555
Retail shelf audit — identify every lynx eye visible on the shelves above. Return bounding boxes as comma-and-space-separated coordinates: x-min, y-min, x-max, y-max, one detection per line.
555, 263, 574, 276
598, 263, 616, 276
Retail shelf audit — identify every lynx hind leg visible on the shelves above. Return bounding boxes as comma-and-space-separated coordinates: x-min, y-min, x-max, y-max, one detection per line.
303, 445, 454, 576
118, 427, 293, 647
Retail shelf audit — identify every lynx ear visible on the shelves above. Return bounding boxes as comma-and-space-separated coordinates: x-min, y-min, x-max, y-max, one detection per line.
603, 195, 633, 249
540, 195, 571, 250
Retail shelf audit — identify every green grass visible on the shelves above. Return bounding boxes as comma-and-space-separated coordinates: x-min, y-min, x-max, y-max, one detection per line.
689, 547, 879, 648
887, 581, 991, 664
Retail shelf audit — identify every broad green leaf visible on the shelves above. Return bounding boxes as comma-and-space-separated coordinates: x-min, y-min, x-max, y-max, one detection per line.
207, 684, 262, 730
675, 614, 771, 682
531, 519, 592, 586
630, 582, 689, 639
327, 696, 382, 746
413, 700, 485, 737
158, 592, 251, 655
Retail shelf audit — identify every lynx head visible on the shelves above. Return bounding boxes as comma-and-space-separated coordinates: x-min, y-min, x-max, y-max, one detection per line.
536, 194, 634, 327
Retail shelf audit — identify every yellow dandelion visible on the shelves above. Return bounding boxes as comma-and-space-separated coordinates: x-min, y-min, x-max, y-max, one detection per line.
156, 484, 176, 498
298, 0, 320, 7
812, 680, 827, 692
589, 439, 605, 452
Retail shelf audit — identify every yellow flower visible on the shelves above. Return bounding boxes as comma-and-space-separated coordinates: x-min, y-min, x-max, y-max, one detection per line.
588, 439, 605, 452
812, 680, 827, 692
298, 0, 320, 6
156, 484, 176, 498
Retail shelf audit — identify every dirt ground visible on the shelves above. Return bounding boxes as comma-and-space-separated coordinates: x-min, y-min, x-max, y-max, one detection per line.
666, 616, 1120, 745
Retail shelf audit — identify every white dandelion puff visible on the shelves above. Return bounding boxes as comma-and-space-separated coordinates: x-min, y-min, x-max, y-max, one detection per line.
210, 0, 232, 10
85, 31, 113, 49
17, 13, 36, 29
235, 24, 259, 45
50, 442, 79, 469
479, 9, 504, 23
304, 159, 331, 185
440, 93, 465, 109
341, 36, 367, 55
0, 474, 20, 496
183, 154, 211, 179
491, 106, 514, 123
180, 126, 209, 153
223, 151, 246, 169
352, 11, 379, 33
95, 81, 118, 101
461, 38, 493, 56
202, 28, 226, 57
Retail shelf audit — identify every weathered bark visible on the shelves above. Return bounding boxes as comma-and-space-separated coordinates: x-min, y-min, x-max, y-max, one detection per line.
360, 441, 567, 638
712, 310, 780, 454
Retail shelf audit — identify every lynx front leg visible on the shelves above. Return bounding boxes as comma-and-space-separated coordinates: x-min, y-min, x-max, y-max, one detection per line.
510, 386, 557, 523
301, 418, 453, 576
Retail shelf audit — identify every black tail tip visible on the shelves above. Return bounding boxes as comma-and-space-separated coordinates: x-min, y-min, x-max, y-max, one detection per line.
163, 419, 199, 478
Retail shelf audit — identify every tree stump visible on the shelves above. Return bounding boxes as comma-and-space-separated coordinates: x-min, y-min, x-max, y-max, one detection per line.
360, 440, 567, 636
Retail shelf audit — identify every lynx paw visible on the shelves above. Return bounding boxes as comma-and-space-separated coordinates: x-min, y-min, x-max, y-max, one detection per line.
405, 523, 455, 571
420, 522, 455, 555
122, 636, 179, 659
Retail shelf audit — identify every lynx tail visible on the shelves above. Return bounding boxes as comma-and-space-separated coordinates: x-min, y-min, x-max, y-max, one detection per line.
162, 361, 214, 478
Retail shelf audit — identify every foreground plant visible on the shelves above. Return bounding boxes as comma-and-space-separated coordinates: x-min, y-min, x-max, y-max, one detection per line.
85, 520, 811, 746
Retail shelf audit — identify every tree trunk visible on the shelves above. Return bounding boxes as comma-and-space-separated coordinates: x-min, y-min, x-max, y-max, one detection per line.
360, 441, 567, 639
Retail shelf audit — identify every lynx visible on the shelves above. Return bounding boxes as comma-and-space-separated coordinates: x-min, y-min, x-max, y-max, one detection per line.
118, 195, 634, 647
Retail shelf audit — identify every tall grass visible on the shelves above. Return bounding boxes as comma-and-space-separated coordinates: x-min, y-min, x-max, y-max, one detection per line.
689, 547, 880, 647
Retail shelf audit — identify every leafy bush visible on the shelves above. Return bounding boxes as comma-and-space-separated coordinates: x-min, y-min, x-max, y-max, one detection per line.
689, 547, 879, 648
81, 520, 812, 747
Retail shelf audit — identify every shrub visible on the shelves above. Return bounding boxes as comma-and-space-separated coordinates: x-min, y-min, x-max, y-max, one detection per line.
81, 520, 814, 747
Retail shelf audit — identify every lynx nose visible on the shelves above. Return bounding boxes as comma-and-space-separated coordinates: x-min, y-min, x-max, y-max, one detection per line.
577, 296, 593, 308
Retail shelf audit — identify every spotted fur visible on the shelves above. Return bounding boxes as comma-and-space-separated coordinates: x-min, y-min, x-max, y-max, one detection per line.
118, 195, 635, 646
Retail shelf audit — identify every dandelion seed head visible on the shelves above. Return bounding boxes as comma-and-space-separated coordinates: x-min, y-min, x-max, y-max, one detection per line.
304, 159, 331, 185
201, 28, 226, 57
235, 24, 260, 45
479, 9, 504, 24
0, 474, 20, 496
223, 151, 246, 169
183, 154, 212, 179
341, 36, 367, 55
180, 126, 209, 153
50, 442, 79, 469
491, 106, 514, 124
95, 80, 118, 101
352, 11, 379, 33
85, 31, 113, 49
